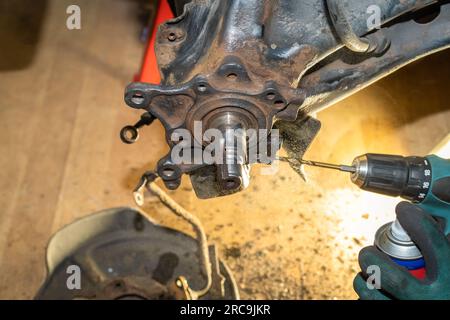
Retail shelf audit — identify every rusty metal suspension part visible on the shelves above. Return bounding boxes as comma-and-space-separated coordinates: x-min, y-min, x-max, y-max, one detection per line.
122, 0, 450, 199
326, 0, 378, 53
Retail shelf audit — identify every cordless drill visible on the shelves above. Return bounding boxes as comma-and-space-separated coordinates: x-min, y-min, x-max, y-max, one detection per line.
300, 154, 450, 279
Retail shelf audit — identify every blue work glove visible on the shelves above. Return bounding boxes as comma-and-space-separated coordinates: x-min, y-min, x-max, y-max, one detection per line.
353, 202, 450, 300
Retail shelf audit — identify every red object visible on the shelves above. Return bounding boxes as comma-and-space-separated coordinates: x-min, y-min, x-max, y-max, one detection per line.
410, 267, 426, 280
137, 0, 174, 84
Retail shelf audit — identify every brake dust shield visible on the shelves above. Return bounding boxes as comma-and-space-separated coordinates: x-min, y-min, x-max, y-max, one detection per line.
35, 207, 239, 300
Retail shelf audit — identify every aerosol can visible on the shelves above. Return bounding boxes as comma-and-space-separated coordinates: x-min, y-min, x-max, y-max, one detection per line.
375, 219, 426, 278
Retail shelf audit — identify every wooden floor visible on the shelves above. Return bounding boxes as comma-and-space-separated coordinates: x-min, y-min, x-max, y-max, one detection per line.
0, 0, 156, 298
0, 0, 449, 299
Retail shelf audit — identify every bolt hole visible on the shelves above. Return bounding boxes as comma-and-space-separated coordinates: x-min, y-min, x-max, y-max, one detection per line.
226, 73, 238, 80
167, 32, 177, 41
131, 92, 145, 105
124, 130, 134, 140
163, 167, 176, 178
266, 93, 276, 100
197, 84, 207, 92
274, 100, 285, 108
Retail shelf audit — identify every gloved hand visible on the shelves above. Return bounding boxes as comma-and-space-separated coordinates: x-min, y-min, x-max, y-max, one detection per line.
353, 202, 450, 300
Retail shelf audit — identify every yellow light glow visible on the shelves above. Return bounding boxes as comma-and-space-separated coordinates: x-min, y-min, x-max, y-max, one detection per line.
431, 134, 450, 158
320, 187, 400, 262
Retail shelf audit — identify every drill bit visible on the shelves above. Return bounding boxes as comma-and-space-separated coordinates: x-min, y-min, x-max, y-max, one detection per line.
278, 157, 356, 173
299, 159, 356, 173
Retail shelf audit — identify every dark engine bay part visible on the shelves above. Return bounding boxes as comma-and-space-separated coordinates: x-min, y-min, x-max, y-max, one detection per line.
122, 0, 450, 198
36, 208, 239, 300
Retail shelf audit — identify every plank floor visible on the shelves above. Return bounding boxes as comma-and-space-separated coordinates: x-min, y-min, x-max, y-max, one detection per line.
0, 0, 449, 299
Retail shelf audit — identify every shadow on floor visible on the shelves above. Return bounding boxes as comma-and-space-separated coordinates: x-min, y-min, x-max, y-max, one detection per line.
0, 0, 49, 71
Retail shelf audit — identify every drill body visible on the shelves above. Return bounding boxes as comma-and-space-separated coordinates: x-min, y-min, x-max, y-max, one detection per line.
418, 155, 450, 235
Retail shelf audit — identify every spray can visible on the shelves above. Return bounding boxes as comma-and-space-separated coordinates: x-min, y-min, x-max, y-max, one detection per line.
375, 219, 426, 279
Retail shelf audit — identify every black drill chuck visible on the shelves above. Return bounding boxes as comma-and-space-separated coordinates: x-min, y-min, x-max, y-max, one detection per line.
351, 154, 432, 203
